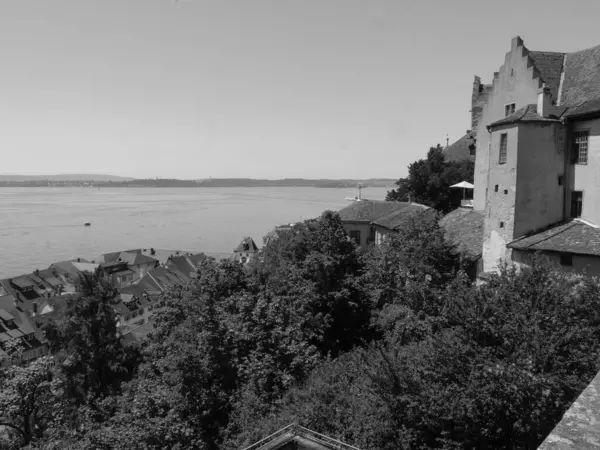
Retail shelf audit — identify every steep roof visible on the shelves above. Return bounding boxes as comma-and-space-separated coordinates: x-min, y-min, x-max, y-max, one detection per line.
440, 208, 484, 259
234, 237, 260, 253
443, 132, 476, 163
560, 43, 600, 106
528, 51, 565, 101
507, 219, 600, 256
242, 424, 361, 450
338, 200, 408, 223
372, 204, 432, 231
489, 104, 568, 128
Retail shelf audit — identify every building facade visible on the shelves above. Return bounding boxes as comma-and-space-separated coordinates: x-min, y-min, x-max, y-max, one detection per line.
471, 36, 600, 276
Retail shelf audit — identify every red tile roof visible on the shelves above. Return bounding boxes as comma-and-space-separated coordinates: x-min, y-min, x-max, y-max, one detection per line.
507, 219, 600, 256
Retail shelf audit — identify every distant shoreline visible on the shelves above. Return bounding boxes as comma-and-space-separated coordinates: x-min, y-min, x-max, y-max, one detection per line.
0, 179, 397, 189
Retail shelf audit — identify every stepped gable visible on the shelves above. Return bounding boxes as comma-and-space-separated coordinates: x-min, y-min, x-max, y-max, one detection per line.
560, 42, 600, 106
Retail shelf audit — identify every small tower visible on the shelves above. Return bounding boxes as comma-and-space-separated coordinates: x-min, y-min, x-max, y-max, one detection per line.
233, 237, 260, 264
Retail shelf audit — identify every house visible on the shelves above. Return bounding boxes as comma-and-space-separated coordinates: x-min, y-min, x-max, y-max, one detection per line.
114, 284, 160, 328
233, 237, 260, 264
468, 36, 600, 277
241, 424, 361, 450
371, 203, 433, 244
0, 289, 50, 366
337, 200, 429, 249
49, 259, 98, 291
116, 251, 159, 278
98, 261, 136, 287
440, 208, 485, 279
120, 321, 155, 349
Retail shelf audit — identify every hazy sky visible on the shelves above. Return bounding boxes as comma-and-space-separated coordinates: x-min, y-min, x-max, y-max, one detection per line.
0, 0, 599, 179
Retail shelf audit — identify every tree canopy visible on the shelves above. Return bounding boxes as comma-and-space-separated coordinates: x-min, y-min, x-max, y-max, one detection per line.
3, 213, 600, 450
386, 144, 474, 213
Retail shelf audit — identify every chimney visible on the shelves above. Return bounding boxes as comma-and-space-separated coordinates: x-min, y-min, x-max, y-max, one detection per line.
537, 84, 552, 118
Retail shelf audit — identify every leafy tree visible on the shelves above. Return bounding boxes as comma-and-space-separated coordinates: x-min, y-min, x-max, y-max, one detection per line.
42, 271, 139, 405
0, 356, 60, 447
386, 144, 474, 213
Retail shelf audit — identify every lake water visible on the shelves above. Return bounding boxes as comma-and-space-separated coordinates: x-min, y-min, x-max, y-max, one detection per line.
0, 186, 391, 278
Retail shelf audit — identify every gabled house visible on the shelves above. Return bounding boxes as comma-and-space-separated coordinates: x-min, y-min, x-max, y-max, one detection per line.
241, 424, 361, 450
337, 200, 430, 249
233, 237, 260, 264
114, 284, 159, 328
467, 36, 600, 277
99, 261, 136, 287
116, 251, 159, 278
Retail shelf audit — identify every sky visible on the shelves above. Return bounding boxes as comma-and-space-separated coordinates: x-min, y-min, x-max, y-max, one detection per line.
0, 0, 599, 179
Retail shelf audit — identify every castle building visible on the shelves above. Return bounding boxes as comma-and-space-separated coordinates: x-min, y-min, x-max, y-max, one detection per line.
472, 36, 600, 276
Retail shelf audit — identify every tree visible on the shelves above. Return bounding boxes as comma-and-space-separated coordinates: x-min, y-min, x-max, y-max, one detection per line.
42, 270, 139, 405
386, 145, 474, 213
0, 356, 60, 447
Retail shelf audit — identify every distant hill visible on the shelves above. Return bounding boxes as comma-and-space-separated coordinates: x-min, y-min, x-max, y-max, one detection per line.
0, 174, 134, 182
0, 176, 397, 188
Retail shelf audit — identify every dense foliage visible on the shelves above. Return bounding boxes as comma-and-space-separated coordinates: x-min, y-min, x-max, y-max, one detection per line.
386, 144, 474, 213
1, 212, 599, 449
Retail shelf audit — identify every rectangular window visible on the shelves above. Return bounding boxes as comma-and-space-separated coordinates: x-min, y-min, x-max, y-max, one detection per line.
499, 133, 508, 164
574, 130, 589, 164
571, 191, 583, 218
558, 175, 564, 186
349, 230, 361, 245
499, 221, 505, 228
494, 184, 499, 192
559, 254, 573, 267
504, 103, 516, 117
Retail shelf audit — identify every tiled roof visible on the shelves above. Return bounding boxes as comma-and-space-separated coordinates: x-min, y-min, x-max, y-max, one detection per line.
564, 97, 600, 118
118, 251, 158, 266
70, 262, 99, 273
11, 276, 36, 289
440, 208, 484, 259
489, 104, 568, 127
234, 237, 260, 253
186, 253, 206, 267
560, 43, 600, 106
338, 200, 409, 223
372, 204, 432, 231
167, 256, 195, 276
139, 249, 196, 265
528, 51, 565, 101
507, 219, 600, 256
443, 132, 476, 163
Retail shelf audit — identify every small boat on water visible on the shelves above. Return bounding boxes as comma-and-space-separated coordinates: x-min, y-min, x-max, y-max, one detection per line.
84, 223, 91, 227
